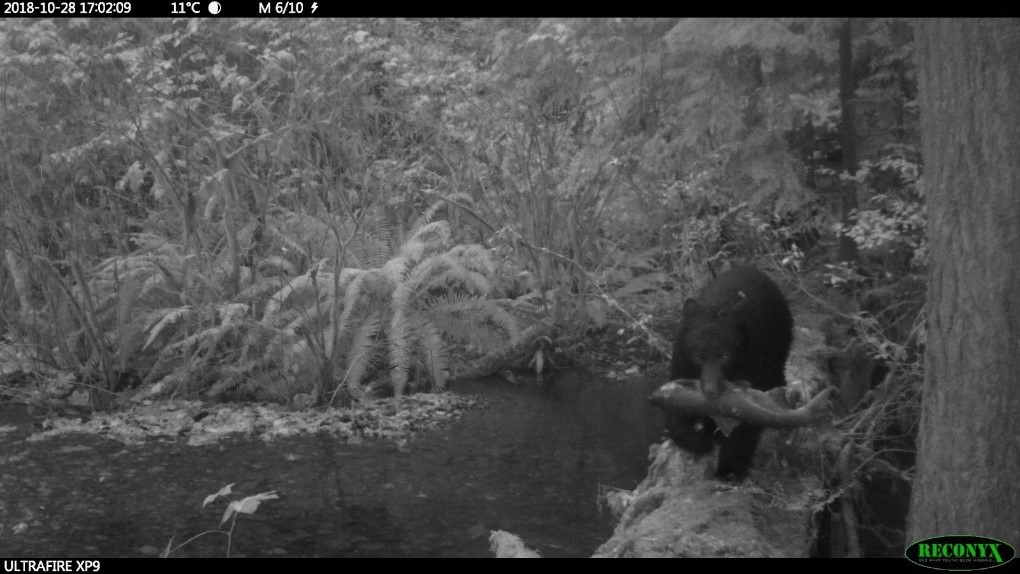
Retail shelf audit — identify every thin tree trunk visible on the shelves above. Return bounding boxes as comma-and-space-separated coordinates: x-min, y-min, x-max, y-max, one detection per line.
908, 19, 1020, 546
837, 18, 860, 263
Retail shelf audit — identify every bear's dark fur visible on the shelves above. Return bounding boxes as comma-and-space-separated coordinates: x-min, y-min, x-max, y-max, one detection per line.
666, 266, 794, 479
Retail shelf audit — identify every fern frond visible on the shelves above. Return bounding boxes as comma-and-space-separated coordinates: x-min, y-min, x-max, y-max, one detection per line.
425, 294, 517, 343
429, 264, 492, 297
394, 255, 488, 302
388, 307, 412, 395
397, 256, 448, 300
335, 269, 390, 344
407, 200, 447, 241
426, 313, 510, 354
206, 359, 268, 399
406, 220, 452, 254
239, 320, 291, 360
151, 258, 184, 292
281, 304, 329, 338
347, 208, 392, 269
143, 306, 194, 351
416, 320, 449, 390
253, 372, 299, 403
139, 272, 174, 301
206, 366, 246, 398
263, 274, 317, 320
340, 311, 384, 390
161, 322, 230, 358
263, 307, 305, 331
400, 241, 426, 264
438, 295, 519, 342
383, 255, 411, 283
194, 323, 236, 356
235, 276, 288, 304
266, 270, 364, 342
135, 370, 189, 401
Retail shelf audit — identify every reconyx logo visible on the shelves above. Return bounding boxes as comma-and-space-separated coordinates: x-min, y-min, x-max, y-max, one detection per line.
906, 536, 1015, 571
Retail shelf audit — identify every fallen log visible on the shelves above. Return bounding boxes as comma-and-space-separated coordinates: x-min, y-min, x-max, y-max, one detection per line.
648, 379, 834, 429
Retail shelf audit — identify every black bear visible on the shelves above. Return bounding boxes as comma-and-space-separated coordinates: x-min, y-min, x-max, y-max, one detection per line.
666, 266, 794, 480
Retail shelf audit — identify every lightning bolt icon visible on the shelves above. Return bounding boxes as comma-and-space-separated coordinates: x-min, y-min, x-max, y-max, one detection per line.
311, 2, 318, 12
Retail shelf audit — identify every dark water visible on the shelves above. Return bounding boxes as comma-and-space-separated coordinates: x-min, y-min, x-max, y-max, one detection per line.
0, 371, 668, 557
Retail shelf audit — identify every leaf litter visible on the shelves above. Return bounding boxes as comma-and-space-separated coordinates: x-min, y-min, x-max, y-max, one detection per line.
27, 394, 480, 447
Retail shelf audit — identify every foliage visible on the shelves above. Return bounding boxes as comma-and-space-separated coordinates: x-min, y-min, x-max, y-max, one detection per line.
130, 206, 517, 403
842, 151, 926, 277
162, 483, 279, 558
0, 18, 927, 410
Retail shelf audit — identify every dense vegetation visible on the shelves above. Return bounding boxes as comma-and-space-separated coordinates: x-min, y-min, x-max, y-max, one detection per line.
1, 18, 931, 555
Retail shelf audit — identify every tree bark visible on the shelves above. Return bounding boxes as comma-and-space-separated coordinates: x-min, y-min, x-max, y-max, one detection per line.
909, 19, 1020, 546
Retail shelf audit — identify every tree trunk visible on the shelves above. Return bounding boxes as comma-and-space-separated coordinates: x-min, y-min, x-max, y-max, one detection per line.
837, 18, 860, 263
908, 19, 1020, 546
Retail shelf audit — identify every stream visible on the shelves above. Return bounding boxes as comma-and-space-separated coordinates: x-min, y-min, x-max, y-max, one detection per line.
0, 370, 667, 558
